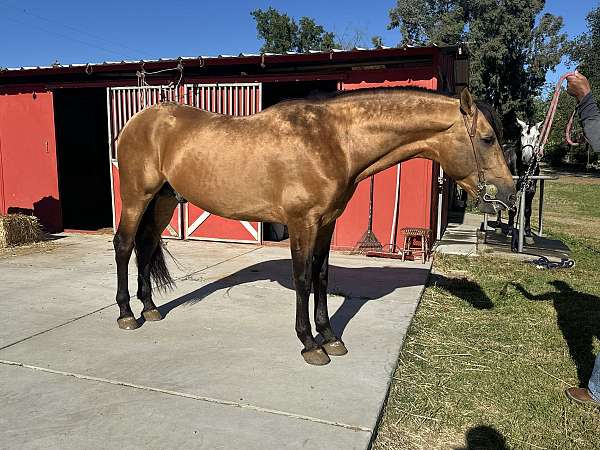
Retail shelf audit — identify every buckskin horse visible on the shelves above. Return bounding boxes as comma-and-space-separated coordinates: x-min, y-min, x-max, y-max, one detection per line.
113, 87, 516, 365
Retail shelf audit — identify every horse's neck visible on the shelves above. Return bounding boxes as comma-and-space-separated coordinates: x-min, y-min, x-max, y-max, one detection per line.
330, 92, 457, 182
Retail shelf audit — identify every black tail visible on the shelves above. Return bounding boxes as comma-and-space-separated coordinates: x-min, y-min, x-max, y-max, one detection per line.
134, 195, 176, 294
147, 238, 176, 293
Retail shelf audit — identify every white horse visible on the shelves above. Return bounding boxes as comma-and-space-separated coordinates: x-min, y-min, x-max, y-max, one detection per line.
516, 118, 543, 167
510, 119, 543, 242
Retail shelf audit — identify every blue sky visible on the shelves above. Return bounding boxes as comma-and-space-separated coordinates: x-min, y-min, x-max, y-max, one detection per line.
0, 0, 595, 83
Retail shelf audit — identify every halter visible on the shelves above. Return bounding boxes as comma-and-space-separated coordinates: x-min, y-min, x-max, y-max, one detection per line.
462, 107, 510, 211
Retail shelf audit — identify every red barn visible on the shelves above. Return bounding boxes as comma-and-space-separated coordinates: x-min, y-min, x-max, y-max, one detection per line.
0, 45, 469, 251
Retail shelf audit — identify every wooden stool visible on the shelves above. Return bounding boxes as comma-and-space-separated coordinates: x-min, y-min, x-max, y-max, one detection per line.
399, 227, 431, 263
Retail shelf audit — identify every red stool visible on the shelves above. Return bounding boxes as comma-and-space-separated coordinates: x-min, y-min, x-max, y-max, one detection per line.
399, 227, 431, 263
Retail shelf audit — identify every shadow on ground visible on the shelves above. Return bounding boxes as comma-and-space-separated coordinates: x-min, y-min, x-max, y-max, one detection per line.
429, 273, 494, 310
157, 259, 429, 339
455, 425, 510, 450
514, 280, 600, 386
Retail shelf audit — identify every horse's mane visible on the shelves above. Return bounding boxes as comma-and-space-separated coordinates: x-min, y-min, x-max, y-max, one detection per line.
475, 101, 504, 144
305, 85, 457, 102
475, 101, 518, 174
275, 87, 507, 150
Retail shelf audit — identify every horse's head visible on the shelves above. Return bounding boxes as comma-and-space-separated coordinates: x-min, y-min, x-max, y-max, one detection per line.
439, 89, 516, 213
517, 118, 542, 165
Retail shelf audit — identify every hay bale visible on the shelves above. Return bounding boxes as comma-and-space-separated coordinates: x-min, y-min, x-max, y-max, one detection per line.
0, 214, 43, 247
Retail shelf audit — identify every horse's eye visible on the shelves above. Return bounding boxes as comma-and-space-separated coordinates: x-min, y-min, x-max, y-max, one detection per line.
482, 136, 495, 145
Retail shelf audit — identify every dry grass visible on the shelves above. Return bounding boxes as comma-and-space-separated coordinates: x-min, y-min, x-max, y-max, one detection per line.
373, 173, 600, 450
0, 214, 43, 247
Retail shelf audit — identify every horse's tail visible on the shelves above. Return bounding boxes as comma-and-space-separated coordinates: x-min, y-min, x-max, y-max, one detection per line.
134, 194, 176, 294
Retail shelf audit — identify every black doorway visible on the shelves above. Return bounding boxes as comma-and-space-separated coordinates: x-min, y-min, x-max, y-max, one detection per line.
54, 88, 112, 230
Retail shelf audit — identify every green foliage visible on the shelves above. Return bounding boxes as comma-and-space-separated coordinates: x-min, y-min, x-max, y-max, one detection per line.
542, 3, 600, 166
569, 4, 600, 100
387, 0, 568, 142
371, 35, 384, 48
387, 0, 465, 45
251, 7, 337, 53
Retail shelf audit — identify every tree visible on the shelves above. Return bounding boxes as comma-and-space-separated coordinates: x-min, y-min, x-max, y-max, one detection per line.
387, 0, 567, 142
251, 8, 337, 53
542, 3, 600, 166
569, 4, 600, 98
388, 0, 465, 45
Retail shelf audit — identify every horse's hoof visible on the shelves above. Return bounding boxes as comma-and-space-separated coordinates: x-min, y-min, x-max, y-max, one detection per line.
302, 347, 331, 366
323, 340, 348, 356
142, 308, 163, 322
117, 316, 140, 330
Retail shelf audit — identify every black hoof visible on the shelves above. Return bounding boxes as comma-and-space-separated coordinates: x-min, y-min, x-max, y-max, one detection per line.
301, 347, 331, 366
322, 340, 348, 356
142, 308, 163, 321
117, 316, 140, 330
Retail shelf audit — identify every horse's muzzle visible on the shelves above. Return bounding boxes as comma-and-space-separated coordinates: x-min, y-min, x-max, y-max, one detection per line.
477, 183, 515, 213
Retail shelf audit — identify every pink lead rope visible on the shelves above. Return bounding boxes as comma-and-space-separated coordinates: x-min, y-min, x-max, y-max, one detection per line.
537, 72, 577, 156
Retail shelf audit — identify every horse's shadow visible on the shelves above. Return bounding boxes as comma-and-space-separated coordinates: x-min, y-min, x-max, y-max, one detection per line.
429, 273, 494, 310
157, 259, 430, 339
513, 280, 600, 386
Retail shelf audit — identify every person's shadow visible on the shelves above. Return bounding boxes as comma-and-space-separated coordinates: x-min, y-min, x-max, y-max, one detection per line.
156, 259, 430, 339
513, 280, 600, 386
455, 425, 510, 450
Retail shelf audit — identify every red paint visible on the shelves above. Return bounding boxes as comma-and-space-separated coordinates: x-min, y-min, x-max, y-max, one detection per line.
185, 206, 260, 243
0, 91, 62, 232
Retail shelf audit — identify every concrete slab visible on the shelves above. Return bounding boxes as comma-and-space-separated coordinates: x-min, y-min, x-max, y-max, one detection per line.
0, 234, 429, 449
0, 235, 258, 348
0, 364, 369, 450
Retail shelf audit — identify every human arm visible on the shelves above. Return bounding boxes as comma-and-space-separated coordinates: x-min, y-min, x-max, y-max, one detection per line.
567, 73, 600, 153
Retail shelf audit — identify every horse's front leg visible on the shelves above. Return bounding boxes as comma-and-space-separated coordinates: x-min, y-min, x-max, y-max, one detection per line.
313, 222, 348, 356
524, 188, 536, 237
288, 222, 330, 366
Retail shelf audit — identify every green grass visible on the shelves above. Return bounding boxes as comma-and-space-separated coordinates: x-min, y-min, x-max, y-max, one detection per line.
373, 176, 600, 450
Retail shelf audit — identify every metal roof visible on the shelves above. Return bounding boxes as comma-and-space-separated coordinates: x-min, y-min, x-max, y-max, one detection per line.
0, 44, 463, 74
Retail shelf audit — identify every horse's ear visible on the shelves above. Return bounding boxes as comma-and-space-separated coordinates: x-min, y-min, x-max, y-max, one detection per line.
535, 121, 543, 130
516, 118, 527, 129
459, 88, 475, 115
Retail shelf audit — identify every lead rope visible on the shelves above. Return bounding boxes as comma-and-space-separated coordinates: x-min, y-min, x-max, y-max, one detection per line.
516, 72, 577, 199
136, 59, 184, 108
511, 72, 578, 268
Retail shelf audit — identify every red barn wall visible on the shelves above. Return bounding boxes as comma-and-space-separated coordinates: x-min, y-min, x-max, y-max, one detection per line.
0, 90, 62, 232
332, 67, 438, 250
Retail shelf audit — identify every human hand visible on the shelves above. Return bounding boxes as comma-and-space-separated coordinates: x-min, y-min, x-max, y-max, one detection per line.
566, 72, 592, 102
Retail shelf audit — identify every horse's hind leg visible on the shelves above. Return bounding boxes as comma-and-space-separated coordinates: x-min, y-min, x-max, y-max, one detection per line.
312, 222, 347, 356
114, 194, 154, 330
288, 221, 330, 366
135, 187, 179, 322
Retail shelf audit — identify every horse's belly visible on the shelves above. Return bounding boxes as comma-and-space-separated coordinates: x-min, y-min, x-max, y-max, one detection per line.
169, 175, 282, 223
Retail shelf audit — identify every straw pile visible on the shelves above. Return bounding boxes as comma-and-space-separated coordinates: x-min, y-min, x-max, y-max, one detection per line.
0, 214, 43, 247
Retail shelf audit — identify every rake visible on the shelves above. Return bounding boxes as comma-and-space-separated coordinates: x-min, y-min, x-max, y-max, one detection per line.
354, 175, 383, 254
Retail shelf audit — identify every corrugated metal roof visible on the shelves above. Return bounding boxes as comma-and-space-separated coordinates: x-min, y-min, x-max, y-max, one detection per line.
0, 44, 454, 73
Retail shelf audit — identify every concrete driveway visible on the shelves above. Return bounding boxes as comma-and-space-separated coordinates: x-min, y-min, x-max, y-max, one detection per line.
0, 234, 430, 450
